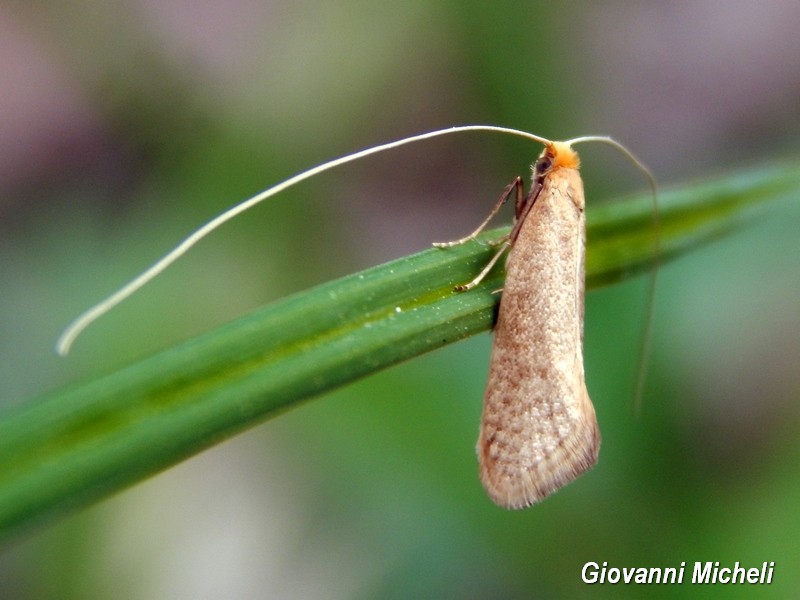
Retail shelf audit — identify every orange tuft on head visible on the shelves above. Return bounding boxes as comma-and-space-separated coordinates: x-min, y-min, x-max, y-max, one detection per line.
548, 141, 580, 170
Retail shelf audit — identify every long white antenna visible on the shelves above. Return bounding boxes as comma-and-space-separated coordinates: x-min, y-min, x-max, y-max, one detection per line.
56, 125, 552, 355
567, 134, 661, 413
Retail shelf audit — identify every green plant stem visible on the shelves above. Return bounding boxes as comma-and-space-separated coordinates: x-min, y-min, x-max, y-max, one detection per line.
0, 160, 797, 539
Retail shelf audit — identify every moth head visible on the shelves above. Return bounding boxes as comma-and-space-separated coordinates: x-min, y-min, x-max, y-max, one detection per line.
541, 141, 580, 172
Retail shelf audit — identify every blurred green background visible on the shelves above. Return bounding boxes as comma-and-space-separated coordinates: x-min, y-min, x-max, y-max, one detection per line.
1, 1, 798, 598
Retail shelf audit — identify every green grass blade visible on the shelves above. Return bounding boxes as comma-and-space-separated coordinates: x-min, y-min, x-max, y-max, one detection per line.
1, 160, 797, 538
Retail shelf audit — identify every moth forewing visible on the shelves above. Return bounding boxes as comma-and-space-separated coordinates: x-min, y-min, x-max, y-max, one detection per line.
476, 143, 601, 509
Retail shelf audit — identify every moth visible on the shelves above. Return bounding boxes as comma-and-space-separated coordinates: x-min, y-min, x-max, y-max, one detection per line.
56, 126, 656, 509
436, 141, 598, 508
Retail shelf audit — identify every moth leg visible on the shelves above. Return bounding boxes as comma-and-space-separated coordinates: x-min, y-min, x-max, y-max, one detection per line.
433, 177, 524, 248
454, 239, 511, 291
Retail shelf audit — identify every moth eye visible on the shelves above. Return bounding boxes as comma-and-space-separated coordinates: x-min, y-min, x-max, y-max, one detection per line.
535, 157, 552, 175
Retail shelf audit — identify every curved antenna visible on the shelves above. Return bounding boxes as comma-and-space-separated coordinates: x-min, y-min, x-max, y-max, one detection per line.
568, 135, 661, 414
56, 125, 553, 355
